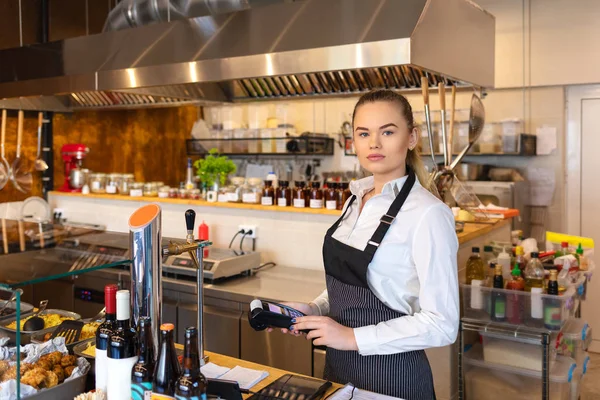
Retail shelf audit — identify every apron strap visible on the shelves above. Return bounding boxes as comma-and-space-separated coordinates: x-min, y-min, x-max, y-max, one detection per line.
329, 195, 356, 233
364, 170, 416, 257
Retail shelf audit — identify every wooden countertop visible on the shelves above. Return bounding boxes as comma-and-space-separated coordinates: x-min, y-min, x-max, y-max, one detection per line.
456, 219, 511, 245
49, 191, 340, 216
181, 348, 342, 398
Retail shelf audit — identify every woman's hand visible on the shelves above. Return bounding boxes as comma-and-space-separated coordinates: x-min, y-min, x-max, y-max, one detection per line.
266, 302, 317, 335
292, 316, 358, 351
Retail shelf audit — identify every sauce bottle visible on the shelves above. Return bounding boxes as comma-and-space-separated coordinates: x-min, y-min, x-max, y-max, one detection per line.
491, 264, 506, 322
303, 182, 312, 208
497, 247, 512, 280
515, 246, 526, 275
325, 183, 338, 210
276, 180, 291, 207
336, 182, 345, 210
293, 181, 306, 208
525, 252, 544, 292
261, 180, 275, 206
505, 264, 525, 325
466, 247, 486, 285
341, 182, 352, 205
309, 182, 323, 209
544, 270, 562, 330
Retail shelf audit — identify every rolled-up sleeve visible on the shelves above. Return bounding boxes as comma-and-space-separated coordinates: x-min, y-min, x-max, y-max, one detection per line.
311, 289, 330, 316
353, 203, 459, 355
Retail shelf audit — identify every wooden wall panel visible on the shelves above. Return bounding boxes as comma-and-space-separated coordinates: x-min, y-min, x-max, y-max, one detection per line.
0, 105, 198, 204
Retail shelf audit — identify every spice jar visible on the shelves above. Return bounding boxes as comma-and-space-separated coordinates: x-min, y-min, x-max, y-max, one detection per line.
325, 182, 338, 210
118, 174, 134, 195
293, 181, 306, 208
158, 186, 170, 199
178, 188, 189, 199
228, 177, 245, 203
89, 173, 107, 194
340, 182, 352, 205
309, 182, 323, 209
242, 178, 262, 204
189, 188, 201, 200
261, 180, 275, 206
168, 188, 178, 198
129, 182, 143, 197
276, 180, 291, 207
106, 173, 122, 194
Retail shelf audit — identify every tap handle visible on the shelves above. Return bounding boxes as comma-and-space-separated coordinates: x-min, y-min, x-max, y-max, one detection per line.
185, 209, 196, 233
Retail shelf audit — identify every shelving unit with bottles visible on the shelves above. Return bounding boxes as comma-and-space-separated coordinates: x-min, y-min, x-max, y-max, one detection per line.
187, 136, 335, 157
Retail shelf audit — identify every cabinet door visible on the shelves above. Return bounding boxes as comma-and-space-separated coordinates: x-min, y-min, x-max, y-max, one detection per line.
240, 312, 312, 376
177, 303, 241, 358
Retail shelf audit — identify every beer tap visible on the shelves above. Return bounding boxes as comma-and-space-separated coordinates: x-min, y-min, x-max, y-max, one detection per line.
162, 209, 209, 365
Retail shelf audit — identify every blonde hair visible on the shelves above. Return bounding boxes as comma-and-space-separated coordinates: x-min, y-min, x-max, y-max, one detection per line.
352, 89, 432, 191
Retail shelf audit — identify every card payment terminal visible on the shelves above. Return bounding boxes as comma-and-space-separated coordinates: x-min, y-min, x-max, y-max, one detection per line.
248, 299, 305, 331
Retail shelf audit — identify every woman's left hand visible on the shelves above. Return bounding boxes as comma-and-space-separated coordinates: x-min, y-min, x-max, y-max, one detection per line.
292, 316, 358, 351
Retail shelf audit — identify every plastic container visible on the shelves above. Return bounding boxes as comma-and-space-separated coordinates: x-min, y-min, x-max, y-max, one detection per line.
556, 318, 592, 365
464, 343, 576, 400
501, 118, 523, 153
460, 283, 576, 330
480, 330, 556, 372
570, 354, 591, 400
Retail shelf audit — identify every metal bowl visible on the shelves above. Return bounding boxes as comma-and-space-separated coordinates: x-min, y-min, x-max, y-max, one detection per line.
0, 300, 34, 321
454, 163, 485, 181
0, 309, 81, 344
69, 168, 89, 189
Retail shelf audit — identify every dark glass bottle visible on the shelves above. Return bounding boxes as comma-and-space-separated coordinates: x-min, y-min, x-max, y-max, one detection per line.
261, 180, 275, 206
303, 182, 311, 208
152, 323, 182, 397
491, 264, 506, 322
293, 181, 306, 208
309, 182, 323, 209
95, 284, 118, 392
276, 180, 291, 207
325, 182, 338, 210
175, 327, 208, 400
132, 317, 155, 400
107, 290, 139, 400
544, 269, 562, 330
340, 182, 351, 205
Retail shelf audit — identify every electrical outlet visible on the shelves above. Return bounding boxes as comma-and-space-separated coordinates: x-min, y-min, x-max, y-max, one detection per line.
238, 225, 258, 239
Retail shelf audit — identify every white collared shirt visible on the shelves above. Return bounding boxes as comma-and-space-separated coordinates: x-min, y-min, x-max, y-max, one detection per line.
312, 174, 459, 355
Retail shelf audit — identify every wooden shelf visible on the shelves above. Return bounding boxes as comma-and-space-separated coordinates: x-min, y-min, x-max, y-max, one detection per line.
48, 191, 341, 216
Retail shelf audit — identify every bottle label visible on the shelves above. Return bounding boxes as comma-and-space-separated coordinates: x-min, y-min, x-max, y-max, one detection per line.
242, 193, 257, 203
310, 199, 323, 209
151, 394, 175, 400
293, 199, 305, 208
544, 303, 562, 329
277, 198, 287, 207
326, 200, 337, 210
106, 184, 117, 194
130, 189, 143, 197
132, 382, 152, 400
261, 197, 273, 206
227, 192, 240, 202
494, 297, 506, 318
217, 193, 229, 202
92, 181, 101, 191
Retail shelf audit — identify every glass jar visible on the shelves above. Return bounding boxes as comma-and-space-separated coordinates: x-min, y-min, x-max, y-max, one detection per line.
242, 178, 262, 204
303, 182, 311, 208
293, 181, 306, 208
106, 173, 122, 194
158, 186, 170, 199
261, 180, 275, 206
309, 182, 323, 209
276, 180, 291, 207
143, 182, 158, 197
325, 182, 338, 210
340, 182, 352, 205
118, 174, 134, 195
89, 173, 107, 194
168, 188, 178, 198
228, 177, 245, 203
189, 189, 201, 200
129, 182, 143, 197
178, 188, 189, 199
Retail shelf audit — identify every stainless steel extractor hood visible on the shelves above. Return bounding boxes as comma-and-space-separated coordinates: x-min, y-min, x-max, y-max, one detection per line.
0, 0, 495, 112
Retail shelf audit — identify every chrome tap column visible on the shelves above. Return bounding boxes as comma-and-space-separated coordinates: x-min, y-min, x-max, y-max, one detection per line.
128, 203, 162, 355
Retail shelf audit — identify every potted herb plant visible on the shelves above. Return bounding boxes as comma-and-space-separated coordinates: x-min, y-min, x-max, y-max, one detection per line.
194, 148, 237, 191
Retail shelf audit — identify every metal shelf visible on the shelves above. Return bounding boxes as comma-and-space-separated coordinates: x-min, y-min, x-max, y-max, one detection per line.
187, 136, 334, 157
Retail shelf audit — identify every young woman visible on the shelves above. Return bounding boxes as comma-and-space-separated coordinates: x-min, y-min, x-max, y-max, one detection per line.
282, 90, 459, 399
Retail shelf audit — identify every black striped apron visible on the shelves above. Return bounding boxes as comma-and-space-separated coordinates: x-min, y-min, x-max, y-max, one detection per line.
322, 170, 436, 400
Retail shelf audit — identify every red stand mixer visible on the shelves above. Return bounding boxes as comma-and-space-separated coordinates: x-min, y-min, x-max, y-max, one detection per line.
59, 144, 89, 192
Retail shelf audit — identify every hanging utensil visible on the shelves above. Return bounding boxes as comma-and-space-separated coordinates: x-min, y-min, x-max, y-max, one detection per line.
0, 289, 23, 317
18, 219, 25, 252
11, 110, 32, 193
450, 93, 485, 170
1, 218, 7, 254
421, 77, 436, 168
438, 83, 449, 167
34, 112, 48, 172
447, 85, 457, 165
0, 110, 8, 190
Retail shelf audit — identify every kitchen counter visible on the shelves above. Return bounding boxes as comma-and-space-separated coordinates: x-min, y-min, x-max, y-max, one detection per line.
456, 219, 511, 245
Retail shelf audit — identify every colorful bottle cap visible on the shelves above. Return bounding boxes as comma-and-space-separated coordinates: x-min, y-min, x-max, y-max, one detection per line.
160, 323, 175, 331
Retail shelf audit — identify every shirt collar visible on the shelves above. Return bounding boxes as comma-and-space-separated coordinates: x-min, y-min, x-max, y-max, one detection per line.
349, 174, 413, 198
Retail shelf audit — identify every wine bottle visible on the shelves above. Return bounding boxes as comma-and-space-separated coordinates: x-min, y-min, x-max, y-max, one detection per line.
95, 284, 118, 392
175, 327, 208, 400
132, 317, 155, 400
152, 323, 181, 399
107, 290, 139, 400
